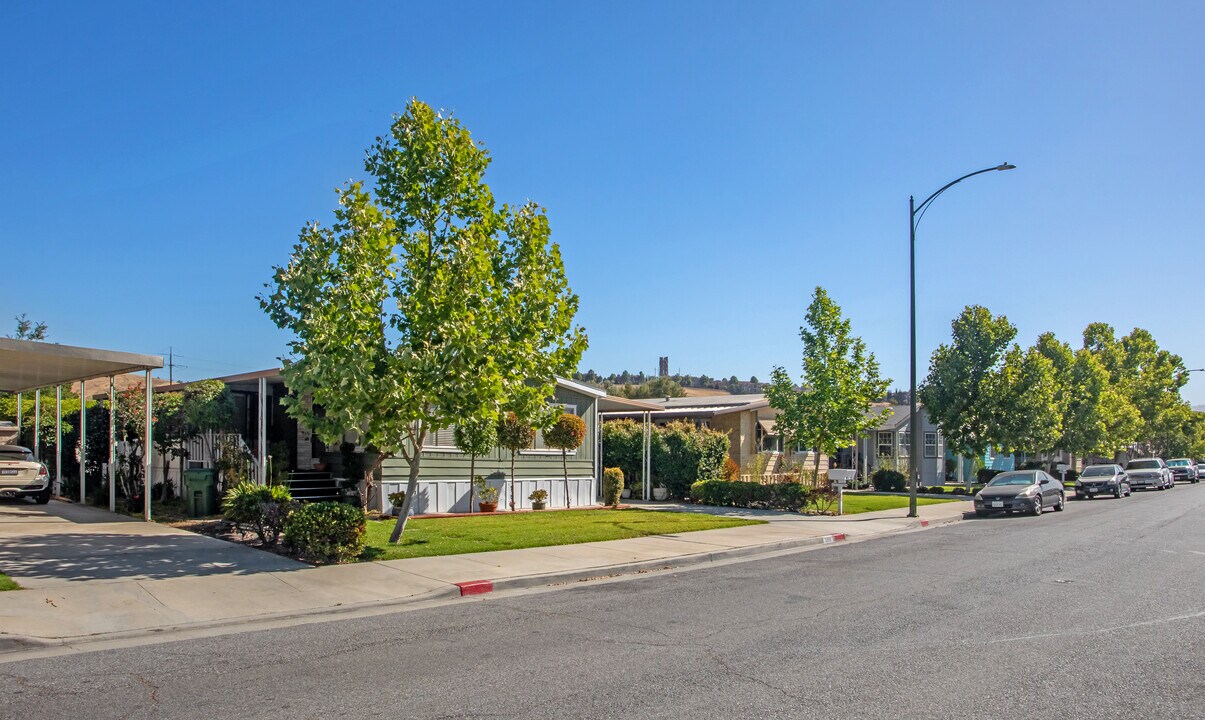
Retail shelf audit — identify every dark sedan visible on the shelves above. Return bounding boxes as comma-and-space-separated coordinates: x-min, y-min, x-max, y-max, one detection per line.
974, 470, 1066, 517
1074, 464, 1131, 499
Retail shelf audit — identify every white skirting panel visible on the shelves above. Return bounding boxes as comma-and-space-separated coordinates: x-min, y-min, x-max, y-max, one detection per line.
380, 477, 597, 514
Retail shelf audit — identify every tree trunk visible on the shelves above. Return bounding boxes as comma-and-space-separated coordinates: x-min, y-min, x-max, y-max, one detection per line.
159, 453, 172, 502
562, 449, 571, 508
362, 453, 386, 512
813, 442, 823, 488
469, 453, 476, 512
509, 451, 517, 511
388, 454, 419, 544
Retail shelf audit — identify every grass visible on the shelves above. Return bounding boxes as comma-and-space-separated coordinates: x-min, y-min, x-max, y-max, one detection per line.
362, 508, 765, 561
0, 573, 19, 592
841, 495, 960, 514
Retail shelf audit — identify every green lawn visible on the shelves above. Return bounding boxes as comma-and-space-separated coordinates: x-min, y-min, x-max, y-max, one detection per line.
842, 495, 960, 514
0, 573, 19, 592
362, 508, 765, 561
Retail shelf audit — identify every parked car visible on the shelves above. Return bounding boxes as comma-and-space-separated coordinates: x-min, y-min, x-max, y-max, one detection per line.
1075, 464, 1131, 499
0, 444, 51, 504
974, 470, 1065, 517
1124, 458, 1173, 490
1166, 458, 1199, 484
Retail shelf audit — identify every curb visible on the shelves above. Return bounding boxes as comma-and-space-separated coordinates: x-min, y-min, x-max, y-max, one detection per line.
1, 514, 966, 653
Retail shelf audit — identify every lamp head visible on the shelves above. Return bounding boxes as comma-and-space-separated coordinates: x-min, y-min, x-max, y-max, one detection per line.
996, 163, 1016, 171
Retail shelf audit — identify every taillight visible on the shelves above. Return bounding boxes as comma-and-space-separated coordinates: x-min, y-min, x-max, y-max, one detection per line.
38, 465, 49, 479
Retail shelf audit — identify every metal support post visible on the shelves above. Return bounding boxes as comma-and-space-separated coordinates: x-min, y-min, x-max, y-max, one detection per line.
109, 377, 116, 513
34, 389, 41, 462
144, 370, 153, 521
55, 386, 62, 495
80, 380, 87, 504
257, 377, 268, 485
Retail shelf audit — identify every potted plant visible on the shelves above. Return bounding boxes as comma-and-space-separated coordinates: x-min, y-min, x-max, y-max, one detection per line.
388, 490, 407, 516
474, 476, 500, 513
652, 483, 668, 501
621, 487, 632, 499
528, 488, 548, 510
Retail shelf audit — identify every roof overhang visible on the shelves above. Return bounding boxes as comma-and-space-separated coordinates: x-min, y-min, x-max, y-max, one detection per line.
598, 396, 664, 413
0, 338, 163, 393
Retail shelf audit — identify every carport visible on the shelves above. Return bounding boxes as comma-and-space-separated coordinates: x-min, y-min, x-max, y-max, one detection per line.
0, 338, 163, 520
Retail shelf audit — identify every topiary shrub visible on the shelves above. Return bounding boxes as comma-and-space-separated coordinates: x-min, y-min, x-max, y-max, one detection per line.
721, 457, 740, 481
871, 468, 907, 492
928, 486, 945, 494
603, 467, 624, 507
284, 501, 366, 563
950, 487, 967, 495
222, 481, 295, 547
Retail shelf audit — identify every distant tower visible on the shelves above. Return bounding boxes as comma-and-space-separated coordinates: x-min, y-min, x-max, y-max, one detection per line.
658, 356, 669, 377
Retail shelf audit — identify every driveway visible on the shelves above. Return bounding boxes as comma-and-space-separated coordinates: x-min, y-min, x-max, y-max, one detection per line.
0, 499, 303, 589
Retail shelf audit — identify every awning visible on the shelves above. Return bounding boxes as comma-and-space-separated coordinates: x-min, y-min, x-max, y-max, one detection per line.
0, 338, 163, 393
758, 419, 777, 435
598, 396, 664, 413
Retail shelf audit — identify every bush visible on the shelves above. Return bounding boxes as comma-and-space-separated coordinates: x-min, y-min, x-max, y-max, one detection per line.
950, 487, 967, 495
871, 468, 907, 492
603, 467, 624, 507
977, 468, 1002, 484
653, 421, 730, 500
222, 481, 295, 547
721, 457, 741, 481
689, 480, 812, 512
283, 502, 366, 564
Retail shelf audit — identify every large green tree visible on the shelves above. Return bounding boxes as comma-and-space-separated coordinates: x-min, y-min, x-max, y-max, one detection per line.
919, 305, 1016, 458
985, 344, 1063, 454
261, 100, 586, 543
767, 287, 890, 480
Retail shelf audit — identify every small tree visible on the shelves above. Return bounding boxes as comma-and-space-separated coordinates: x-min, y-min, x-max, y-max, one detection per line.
497, 412, 535, 511
768, 287, 890, 481
544, 413, 586, 508
454, 417, 497, 511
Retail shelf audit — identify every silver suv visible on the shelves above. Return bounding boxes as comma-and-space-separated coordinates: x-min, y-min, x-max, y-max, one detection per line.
1124, 458, 1173, 491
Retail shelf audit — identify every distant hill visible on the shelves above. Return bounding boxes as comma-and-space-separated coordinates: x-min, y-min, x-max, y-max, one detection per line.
1194, 405, 1205, 413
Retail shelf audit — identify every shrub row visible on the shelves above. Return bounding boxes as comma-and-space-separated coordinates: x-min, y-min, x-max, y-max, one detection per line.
222, 482, 366, 563
689, 480, 813, 512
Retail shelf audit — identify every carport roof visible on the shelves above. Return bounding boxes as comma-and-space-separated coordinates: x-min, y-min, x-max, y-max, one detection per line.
0, 338, 163, 393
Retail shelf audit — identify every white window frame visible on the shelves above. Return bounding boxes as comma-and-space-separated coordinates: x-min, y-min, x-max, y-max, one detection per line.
898, 430, 911, 457
877, 431, 893, 457
924, 432, 937, 458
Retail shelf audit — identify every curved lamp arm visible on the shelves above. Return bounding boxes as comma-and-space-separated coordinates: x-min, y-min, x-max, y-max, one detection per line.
913, 163, 1015, 232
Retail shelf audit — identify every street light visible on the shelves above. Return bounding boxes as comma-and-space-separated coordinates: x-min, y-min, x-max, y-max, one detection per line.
908, 163, 1015, 518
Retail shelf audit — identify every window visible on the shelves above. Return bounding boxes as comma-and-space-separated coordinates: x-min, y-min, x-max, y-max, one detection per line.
424, 425, 463, 452
924, 432, 937, 458
526, 404, 580, 454
898, 431, 910, 457
877, 431, 893, 457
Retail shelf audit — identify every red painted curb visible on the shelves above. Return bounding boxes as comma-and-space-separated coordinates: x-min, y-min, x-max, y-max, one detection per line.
919, 520, 930, 527
455, 580, 494, 596
831, 533, 846, 541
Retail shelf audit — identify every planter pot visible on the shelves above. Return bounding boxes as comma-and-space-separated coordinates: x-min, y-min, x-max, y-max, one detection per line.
652, 487, 668, 501
478, 502, 498, 513
621, 489, 631, 499
531, 501, 546, 511
390, 505, 404, 516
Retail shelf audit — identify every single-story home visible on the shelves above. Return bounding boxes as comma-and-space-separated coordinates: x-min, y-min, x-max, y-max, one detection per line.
853, 404, 946, 486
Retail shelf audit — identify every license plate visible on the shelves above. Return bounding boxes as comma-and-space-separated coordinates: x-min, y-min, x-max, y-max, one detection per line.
0, 469, 17, 476
991, 501, 1004, 508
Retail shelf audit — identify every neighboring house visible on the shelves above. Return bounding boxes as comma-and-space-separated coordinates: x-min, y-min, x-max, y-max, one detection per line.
160, 370, 622, 514
602, 394, 829, 474
853, 404, 945, 486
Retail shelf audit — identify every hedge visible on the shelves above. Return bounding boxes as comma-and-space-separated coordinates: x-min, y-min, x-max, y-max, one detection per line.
870, 468, 907, 492
689, 480, 812, 512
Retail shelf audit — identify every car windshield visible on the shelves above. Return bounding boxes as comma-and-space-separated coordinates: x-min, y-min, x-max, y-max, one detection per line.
1167, 459, 1190, 467
987, 473, 1036, 486
0, 449, 34, 462
1081, 466, 1115, 477
1127, 460, 1161, 470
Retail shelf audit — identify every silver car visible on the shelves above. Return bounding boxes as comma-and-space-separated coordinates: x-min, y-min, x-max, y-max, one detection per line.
1075, 464, 1131, 499
1125, 458, 1172, 490
1166, 458, 1199, 484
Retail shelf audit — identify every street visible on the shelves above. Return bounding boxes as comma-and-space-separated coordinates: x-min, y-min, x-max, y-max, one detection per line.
4, 487, 1204, 719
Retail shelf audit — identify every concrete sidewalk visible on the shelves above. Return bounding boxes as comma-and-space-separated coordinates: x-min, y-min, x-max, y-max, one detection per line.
0, 500, 970, 650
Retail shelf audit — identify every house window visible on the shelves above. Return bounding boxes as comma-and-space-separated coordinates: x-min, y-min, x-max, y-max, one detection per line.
924, 432, 937, 458
527, 404, 580, 454
424, 425, 463, 452
898, 431, 910, 457
877, 431, 893, 457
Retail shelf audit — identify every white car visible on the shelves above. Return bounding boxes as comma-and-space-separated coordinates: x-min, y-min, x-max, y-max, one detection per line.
0, 445, 51, 504
1124, 458, 1172, 491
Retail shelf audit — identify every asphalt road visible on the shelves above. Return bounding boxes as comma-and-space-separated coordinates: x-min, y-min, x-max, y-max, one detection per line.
4, 485, 1204, 719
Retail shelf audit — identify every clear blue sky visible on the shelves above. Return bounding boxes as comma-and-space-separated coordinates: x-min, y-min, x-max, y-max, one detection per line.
3, 1, 1204, 404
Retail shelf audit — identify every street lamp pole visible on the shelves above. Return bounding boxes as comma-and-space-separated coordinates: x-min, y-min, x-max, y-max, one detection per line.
908, 163, 1015, 518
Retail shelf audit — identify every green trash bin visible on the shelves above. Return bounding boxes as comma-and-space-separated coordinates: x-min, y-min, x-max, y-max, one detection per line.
184, 468, 218, 517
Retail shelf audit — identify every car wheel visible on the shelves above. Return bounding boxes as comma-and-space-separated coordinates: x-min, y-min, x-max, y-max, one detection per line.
1125, 486, 1132, 496
34, 488, 51, 505
1114, 485, 1123, 499
1054, 493, 1065, 511
1031, 498, 1043, 516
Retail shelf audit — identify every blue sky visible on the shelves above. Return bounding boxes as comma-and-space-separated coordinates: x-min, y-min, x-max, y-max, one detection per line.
3, 1, 1204, 403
